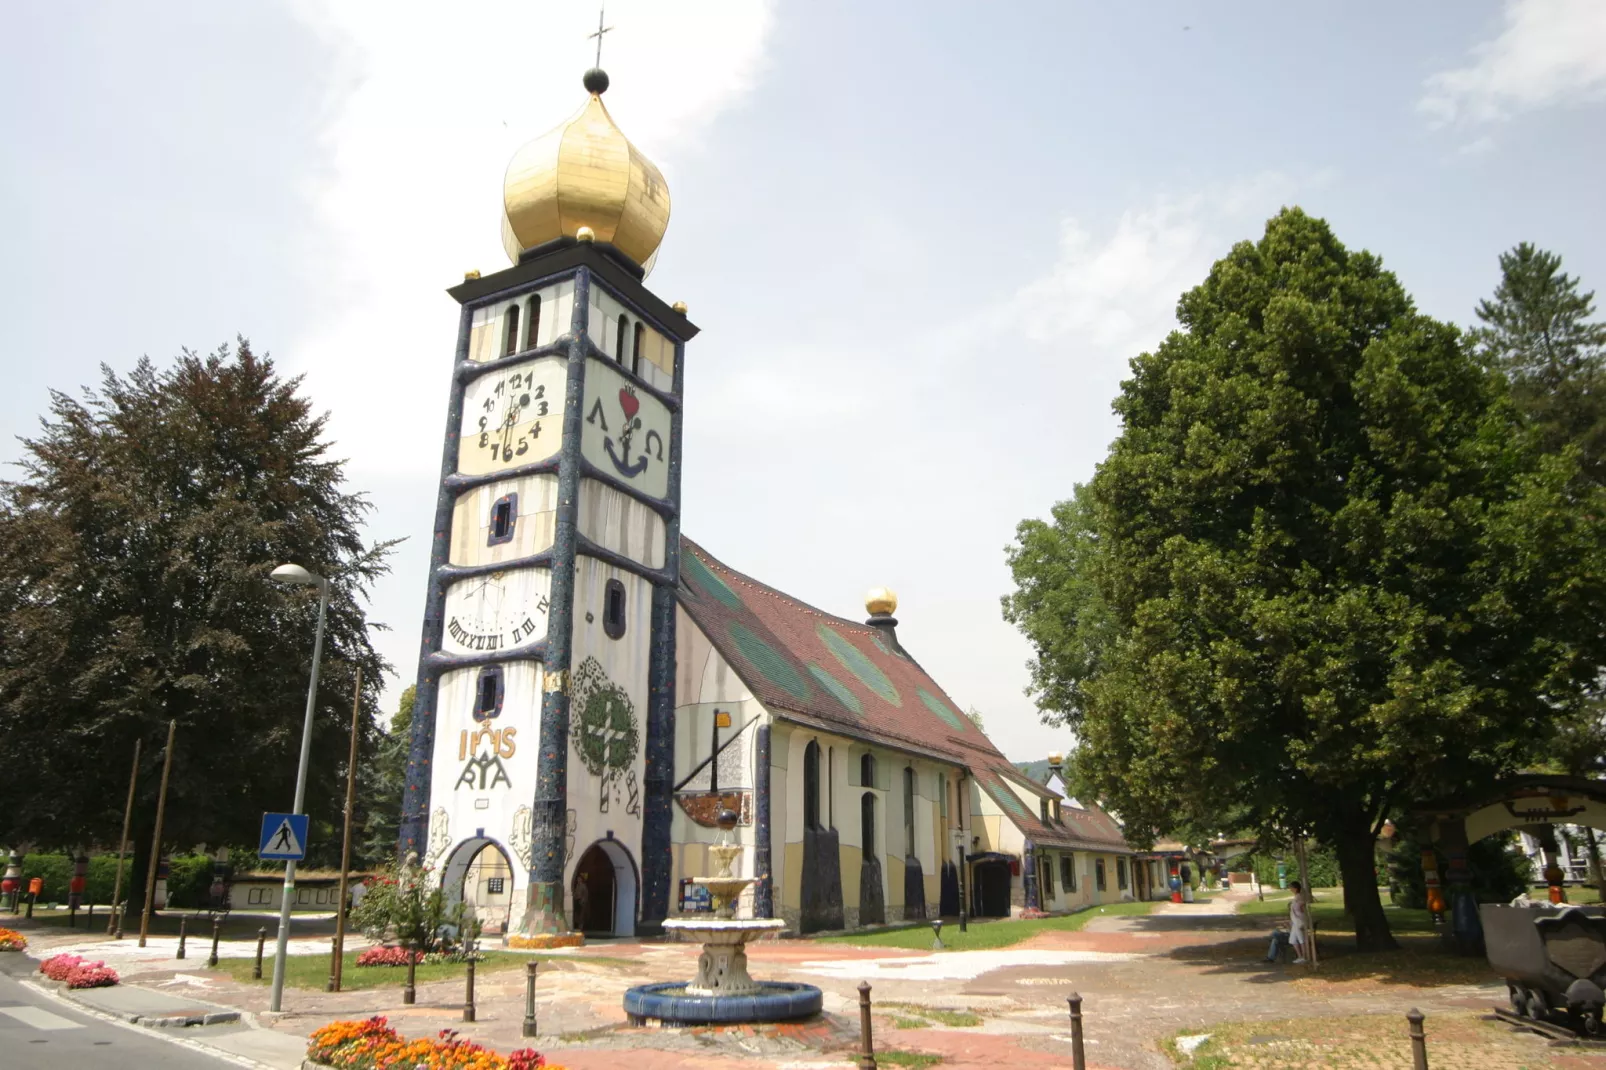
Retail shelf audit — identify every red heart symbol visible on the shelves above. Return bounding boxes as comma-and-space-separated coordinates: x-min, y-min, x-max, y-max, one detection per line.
618, 388, 640, 420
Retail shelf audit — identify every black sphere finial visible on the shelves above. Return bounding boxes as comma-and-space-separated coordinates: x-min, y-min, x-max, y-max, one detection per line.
716, 808, 739, 832
583, 68, 610, 95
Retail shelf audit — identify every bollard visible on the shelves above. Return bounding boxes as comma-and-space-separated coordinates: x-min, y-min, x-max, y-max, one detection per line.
858, 981, 876, 1070
25, 893, 33, 920
1068, 992, 1086, 1070
464, 957, 477, 1022
208, 917, 222, 968
522, 961, 539, 1038
931, 918, 945, 950
253, 927, 267, 980
176, 915, 188, 959
1407, 1008, 1428, 1070
87, 903, 94, 928
114, 901, 125, 940
327, 936, 340, 992
69, 904, 77, 929
403, 949, 417, 1005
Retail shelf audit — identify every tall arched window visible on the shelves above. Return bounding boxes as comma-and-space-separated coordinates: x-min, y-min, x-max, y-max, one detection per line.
861, 792, 876, 859
903, 767, 916, 856
860, 752, 876, 788
632, 321, 645, 376
503, 305, 521, 356
524, 294, 542, 350
803, 741, 821, 831
615, 314, 628, 363
828, 747, 835, 827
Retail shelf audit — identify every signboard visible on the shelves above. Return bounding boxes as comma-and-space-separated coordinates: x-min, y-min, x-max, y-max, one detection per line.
259, 812, 309, 861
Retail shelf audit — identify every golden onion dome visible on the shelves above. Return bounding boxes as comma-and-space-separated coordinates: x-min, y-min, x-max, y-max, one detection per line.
865, 587, 898, 617
501, 69, 671, 272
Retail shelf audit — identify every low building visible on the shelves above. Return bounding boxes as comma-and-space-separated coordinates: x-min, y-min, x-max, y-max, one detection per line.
1011, 759, 1143, 908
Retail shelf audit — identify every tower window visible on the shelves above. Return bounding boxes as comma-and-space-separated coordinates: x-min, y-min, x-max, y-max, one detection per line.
473, 665, 504, 723
503, 305, 521, 356
525, 294, 542, 350
632, 321, 645, 376
602, 578, 627, 639
614, 314, 628, 364
487, 492, 518, 546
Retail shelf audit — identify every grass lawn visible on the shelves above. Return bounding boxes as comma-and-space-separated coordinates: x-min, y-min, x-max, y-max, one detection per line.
216, 949, 563, 991
812, 901, 1158, 951
1238, 886, 1437, 935
1164, 1010, 1551, 1069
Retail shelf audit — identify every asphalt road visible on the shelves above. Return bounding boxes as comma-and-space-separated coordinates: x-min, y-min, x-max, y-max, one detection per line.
0, 959, 238, 1070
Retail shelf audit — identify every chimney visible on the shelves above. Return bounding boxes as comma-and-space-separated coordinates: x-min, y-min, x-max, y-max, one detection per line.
864, 586, 909, 658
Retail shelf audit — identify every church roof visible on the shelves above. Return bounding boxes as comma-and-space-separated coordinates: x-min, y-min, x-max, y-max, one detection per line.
677, 538, 1131, 854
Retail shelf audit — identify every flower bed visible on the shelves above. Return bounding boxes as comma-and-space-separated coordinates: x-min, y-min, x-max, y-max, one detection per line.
40, 953, 119, 988
307, 1017, 557, 1069
0, 928, 26, 952
355, 945, 424, 967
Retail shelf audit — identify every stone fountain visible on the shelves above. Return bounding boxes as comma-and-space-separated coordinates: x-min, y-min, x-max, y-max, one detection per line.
624, 810, 822, 1026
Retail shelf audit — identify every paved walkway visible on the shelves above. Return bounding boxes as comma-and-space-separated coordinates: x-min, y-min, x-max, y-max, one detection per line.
6, 892, 1601, 1069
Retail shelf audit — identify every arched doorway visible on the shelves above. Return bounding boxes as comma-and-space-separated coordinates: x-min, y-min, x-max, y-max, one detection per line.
439, 837, 516, 936
971, 855, 1012, 918
571, 838, 638, 937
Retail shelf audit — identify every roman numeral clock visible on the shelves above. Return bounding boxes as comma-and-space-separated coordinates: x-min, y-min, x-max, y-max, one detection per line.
398, 66, 697, 938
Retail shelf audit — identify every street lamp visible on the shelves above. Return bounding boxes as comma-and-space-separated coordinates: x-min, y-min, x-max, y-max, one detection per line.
268, 563, 329, 1013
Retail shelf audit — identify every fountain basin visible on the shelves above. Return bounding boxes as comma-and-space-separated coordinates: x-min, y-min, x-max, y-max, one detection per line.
623, 981, 823, 1026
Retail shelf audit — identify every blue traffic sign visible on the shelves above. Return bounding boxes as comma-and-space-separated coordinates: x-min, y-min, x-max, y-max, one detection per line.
259, 812, 309, 860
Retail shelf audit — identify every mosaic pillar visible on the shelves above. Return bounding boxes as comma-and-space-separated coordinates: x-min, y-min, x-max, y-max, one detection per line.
399, 303, 476, 860
753, 724, 774, 919
1022, 840, 1039, 912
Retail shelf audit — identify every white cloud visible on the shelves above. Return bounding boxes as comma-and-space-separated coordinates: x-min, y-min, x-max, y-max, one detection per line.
1420, 0, 1606, 125
281, 0, 774, 477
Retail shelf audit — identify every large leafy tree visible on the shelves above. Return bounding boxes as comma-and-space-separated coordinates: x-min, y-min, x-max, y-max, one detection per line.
1472, 242, 1606, 484
1004, 210, 1606, 950
0, 341, 392, 865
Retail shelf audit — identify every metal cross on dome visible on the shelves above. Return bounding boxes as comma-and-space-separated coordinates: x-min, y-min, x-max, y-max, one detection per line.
589, 7, 614, 67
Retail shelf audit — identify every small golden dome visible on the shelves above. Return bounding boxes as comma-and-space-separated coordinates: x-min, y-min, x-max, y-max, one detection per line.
1047, 751, 1064, 769
671, 301, 688, 315
501, 71, 671, 271
576, 225, 596, 243
865, 587, 898, 617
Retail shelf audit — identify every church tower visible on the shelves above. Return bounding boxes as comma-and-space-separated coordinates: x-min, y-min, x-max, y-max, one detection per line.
399, 67, 695, 937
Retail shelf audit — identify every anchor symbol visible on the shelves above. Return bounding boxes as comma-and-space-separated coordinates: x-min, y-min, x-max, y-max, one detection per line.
592, 386, 652, 479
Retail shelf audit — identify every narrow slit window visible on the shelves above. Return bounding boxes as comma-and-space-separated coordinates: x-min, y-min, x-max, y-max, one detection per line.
1118, 858, 1129, 890
474, 666, 504, 722
1061, 855, 1075, 891
860, 752, 875, 788
503, 305, 521, 356
632, 321, 645, 376
1042, 854, 1055, 898
525, 294, 542, 350
1095, 858, 1107, 892
615, 314, 628, 363
804, 741, 821, 831
903, 767, 916, 856
603, 578, 627, 639
487, 492, 518, 546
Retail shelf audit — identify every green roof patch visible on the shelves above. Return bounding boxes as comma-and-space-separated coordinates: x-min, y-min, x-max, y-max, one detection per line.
918, 688, 967, 732
987, 782, 1033, 821
683, 551, 743, 610
817, 624, 901, 706
807, 663, 863, 716
728, 622, 810, 701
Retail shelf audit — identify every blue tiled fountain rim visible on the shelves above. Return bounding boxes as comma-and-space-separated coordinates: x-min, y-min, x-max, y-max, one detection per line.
622, 981, 824, 1025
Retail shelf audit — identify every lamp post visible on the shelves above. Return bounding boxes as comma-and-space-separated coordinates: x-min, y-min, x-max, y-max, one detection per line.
268, 563, 329, 1013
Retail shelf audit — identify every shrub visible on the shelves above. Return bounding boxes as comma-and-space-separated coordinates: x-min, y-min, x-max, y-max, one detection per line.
348, 861, 480, 956
355, 945, 423, 967
306, 1017, 555, 1069
0, 928, 26, 951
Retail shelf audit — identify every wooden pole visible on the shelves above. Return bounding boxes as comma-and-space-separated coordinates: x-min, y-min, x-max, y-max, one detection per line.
329, 667, 362, 994
1068, 992, 1086, 1070
138, 720, 176, 948
108, 740, 141, 936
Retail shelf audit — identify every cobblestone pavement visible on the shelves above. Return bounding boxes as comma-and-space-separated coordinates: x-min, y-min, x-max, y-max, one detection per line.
10, 893, 1606, 1069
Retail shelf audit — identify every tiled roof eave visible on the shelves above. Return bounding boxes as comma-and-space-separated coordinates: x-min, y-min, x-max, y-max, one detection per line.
766, 704, 972, 767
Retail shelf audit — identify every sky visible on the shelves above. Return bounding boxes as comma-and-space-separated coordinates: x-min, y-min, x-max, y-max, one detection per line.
4, 0, 1606, 764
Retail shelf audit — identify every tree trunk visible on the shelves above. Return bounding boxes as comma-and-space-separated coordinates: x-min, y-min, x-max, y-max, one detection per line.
1584, 826, 1606, 903
1333, 821, 1397, 952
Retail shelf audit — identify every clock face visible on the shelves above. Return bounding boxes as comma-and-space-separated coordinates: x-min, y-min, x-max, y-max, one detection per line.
458, 358, 567, 476
442, 568, 551, 655
581, 356, 671, 499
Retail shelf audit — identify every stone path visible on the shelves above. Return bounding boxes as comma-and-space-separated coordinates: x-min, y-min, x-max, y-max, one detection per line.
8, 892, 1604, 1069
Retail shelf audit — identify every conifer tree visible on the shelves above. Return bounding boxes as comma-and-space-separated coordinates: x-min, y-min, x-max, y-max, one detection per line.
0, 341, 393, 859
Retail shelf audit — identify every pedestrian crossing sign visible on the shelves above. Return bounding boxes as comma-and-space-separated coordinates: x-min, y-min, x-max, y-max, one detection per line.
258, 812, 309, 860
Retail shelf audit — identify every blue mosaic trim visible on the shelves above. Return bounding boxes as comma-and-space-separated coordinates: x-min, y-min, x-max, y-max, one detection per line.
622, 982, 822, 1026
424, 646, 548, 673
398, 302, 476, 860
639, 333, 686, 930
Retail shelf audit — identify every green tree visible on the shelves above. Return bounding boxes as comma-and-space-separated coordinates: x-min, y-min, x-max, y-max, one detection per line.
1472, 242, 1606, 483
0, 341, 393, 865
1004, 209, 1606, 950
360, 685, 415, 865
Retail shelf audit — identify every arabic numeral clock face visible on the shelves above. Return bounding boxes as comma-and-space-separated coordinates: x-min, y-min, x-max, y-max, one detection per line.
458, 358, 566, 476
